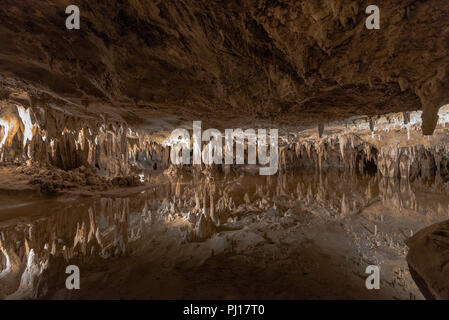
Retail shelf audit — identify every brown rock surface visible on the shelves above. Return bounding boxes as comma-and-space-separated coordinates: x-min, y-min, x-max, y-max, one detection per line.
407, 219, 449, 300
0, 0, 448, 133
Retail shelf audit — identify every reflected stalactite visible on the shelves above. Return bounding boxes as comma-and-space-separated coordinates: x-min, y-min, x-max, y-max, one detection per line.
1, 169, 449, 298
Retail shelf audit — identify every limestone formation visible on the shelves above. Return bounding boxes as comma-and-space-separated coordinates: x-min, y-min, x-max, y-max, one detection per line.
1, 0, 449, 301
0, 1, 448, 134
407, 220, 449, 300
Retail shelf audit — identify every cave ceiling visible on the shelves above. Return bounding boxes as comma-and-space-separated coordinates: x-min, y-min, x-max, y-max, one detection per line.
0, 0, 448, 135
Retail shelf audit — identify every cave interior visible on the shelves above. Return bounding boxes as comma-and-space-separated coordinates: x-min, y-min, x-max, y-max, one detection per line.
1, 0, 449, 300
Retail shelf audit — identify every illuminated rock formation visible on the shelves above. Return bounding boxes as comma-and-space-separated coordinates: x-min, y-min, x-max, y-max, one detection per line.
0, 1, 448, 134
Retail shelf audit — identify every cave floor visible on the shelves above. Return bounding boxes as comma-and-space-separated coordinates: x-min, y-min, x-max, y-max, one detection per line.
1, 170, 448, 300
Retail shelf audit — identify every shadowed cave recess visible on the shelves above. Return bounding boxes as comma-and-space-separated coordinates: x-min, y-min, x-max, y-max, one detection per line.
1, 0, 449, 300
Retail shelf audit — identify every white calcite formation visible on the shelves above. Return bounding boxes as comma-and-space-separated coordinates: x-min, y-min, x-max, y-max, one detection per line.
279, 134, 377, 174
0, 101, 170, 178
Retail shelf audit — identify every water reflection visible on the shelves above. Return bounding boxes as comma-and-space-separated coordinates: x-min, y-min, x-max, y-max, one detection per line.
0, 170, 448, 299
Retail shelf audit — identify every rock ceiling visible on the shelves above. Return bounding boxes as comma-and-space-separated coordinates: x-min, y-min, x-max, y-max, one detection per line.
0, 0, 448, 134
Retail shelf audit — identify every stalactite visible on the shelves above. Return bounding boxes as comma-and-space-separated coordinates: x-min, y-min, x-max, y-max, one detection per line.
0, 101, 170, 179
280, 134, 378, 176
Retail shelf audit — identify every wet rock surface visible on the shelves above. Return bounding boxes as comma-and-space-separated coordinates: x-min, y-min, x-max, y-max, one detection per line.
406, 220, 449, 300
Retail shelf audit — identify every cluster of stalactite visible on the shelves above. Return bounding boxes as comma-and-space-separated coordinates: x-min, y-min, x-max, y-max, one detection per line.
128, 139, 170, 172
378, 145, 449, 181
279, 134, 378, 174
0, 101, 170, 176
279, 133, 449, 185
